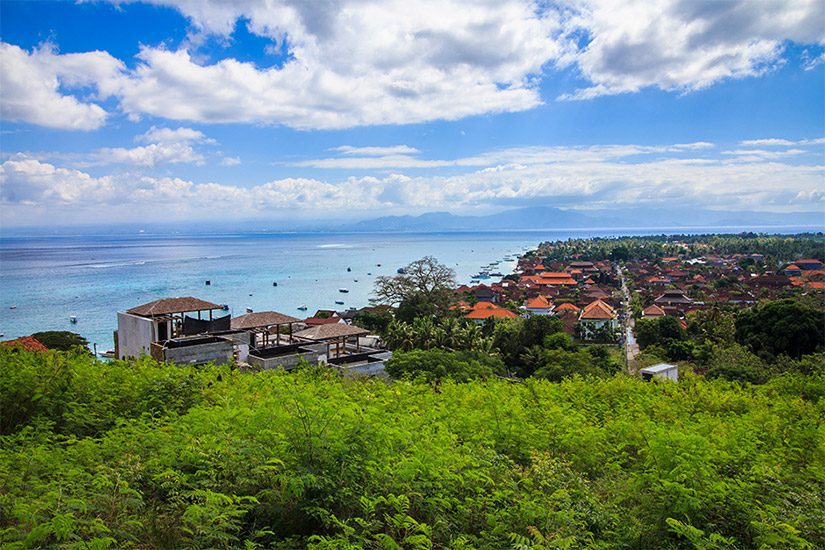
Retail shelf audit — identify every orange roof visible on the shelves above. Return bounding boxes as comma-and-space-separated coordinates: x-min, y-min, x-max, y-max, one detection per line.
450, 300, 473, 312
1, 336, 49, 352
525, 295, 552, 309
579, 300, 616, 320
534, 264, 546, 270
539, 272, 570, 278
807, 281, 825, 290
465, 302, 518, 320
555, 303, 580, 312
785, 264, 801, 270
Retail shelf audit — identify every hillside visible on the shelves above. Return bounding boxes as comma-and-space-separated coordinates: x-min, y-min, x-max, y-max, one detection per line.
2, 348, 823, 548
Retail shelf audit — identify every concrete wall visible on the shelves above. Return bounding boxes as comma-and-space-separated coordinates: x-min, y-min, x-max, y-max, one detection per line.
247, 344, 326, 370
116, 312, 155, 359
162, 339, 233, 366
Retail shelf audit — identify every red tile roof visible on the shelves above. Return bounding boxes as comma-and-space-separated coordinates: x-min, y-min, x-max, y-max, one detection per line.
525, 295, 552, 309
580, 300, 616, 320
303, 316, 343, 326
465, 301, 518, 320
555, 303, 580, 312
1, 336, 49, 352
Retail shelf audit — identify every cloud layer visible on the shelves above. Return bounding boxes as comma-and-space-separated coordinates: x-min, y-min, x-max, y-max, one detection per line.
3, 139, 822, 225
1, 0, 822, 130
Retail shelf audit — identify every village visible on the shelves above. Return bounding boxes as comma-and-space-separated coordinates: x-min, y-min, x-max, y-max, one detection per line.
4, 235, 823, 383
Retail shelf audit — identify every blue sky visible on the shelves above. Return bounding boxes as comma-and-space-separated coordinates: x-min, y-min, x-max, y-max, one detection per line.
0, 0, 823, 226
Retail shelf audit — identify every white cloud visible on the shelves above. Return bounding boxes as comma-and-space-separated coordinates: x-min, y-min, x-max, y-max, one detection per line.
558, 0, 825, 100
293, 142, 720, 170
92, 142, 205, 167
332, 145, 420, 156
138, 126, 212, 144
740, 137, 825, 147
220, 156, 241, 166
92, 0, 562, 129
0, 43, 123, 130
3, 140, 822, 225
88, 126, 214, 167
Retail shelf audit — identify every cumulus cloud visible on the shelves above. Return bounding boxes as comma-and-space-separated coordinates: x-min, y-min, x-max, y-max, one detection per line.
0, 43, 124, 130
220, 156, 241, 166
89, 126, 213, 167
3, 140, 822, 225
558, 0, 825, 100
3, 1, 824, 130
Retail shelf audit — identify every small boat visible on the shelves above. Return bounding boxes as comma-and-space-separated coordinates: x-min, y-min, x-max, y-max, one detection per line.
335, 300, 345, 305
397, 267, 407, 274
98, 350, 115, 359
245, 307, 253, 313
297, 304, 308, 311
490, 272, 504, 277
273, 281, 278, 286
367, 272, 372, 275
339, 288, 349, 293
347, 267, 352, 272
205, 280, 211, 285
376, 263, 382, 267
69, 315, 77, 324
9, 305, 16, 309
221, 304, 229, 310
354, 279, 359, 282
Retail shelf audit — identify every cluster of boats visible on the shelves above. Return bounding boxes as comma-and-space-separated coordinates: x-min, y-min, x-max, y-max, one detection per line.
469, 255, 517, 283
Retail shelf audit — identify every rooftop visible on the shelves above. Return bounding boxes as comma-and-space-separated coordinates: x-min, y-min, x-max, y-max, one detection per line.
231, 311, 301, 330
293, 323, 370, 341
127, 296, 223, 316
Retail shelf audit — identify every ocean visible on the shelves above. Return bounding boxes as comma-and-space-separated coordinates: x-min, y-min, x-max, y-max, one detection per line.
1, 227, 816, 351
0, 230, 552, 350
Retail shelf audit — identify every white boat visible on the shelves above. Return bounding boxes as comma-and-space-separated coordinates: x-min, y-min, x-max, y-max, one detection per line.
339, 288, 349, 293
98, 350, 115, 359
297, 304, 308, 311
245, 307, 253, 313
69, 315, 77, 324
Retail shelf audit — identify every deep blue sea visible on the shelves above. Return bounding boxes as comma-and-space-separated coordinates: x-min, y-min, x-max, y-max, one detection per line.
0, 227, 817, 351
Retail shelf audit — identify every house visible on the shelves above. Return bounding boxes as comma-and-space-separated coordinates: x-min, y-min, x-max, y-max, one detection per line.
524, 295, 554, 316
464, 301, 518, 323
642, 304, 666, 319
578, 299, 618, 340
795, 259, 824, 271
473, 284, 499, 303
782, 264, 802, 277
0, 335, 49, 352
115, 296, 235, 364
554, 302, 580, 314
640, 363, 679, 381
292, 323, 391, 376
654, 289, 692, 308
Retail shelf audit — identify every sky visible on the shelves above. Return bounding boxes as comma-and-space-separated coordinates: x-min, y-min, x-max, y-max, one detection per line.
0, 0, 823, 227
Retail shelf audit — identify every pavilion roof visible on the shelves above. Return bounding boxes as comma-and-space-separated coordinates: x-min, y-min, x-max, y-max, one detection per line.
127, 296, 223, 316
231, 311, 301, 330
293, 323, 369, 341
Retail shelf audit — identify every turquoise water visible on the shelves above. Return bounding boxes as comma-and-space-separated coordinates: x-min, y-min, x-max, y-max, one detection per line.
0, 230, 549, 349
2, 227, 815, 351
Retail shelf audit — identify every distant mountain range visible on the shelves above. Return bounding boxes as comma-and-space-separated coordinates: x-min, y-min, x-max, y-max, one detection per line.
339, 206, 824, 232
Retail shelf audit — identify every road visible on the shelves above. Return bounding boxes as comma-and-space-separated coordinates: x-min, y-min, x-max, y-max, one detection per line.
617, 263, 640, 373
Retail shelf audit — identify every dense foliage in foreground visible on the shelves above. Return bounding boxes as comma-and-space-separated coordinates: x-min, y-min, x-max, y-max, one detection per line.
1, 348, 824, 548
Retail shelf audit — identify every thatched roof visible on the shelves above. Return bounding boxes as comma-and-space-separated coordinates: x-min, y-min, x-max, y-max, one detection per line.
292, 323, 369, 341
231, 311, 301, 330
127, 297, 223, 316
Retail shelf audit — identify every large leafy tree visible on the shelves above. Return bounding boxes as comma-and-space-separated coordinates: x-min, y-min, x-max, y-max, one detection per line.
736, 299, 825, 359
373, 256, 456, 321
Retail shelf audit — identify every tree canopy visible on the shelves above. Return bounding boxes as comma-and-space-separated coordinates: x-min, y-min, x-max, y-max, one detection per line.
372, 256, 455, 320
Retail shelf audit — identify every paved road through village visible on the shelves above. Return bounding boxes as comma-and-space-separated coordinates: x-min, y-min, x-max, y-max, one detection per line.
618, 264, 640, 373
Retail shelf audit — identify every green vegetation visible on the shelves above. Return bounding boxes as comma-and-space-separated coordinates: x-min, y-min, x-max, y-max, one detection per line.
2, 347, 824, 548
536, 232, 825, 265
30, 331, 89, 352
